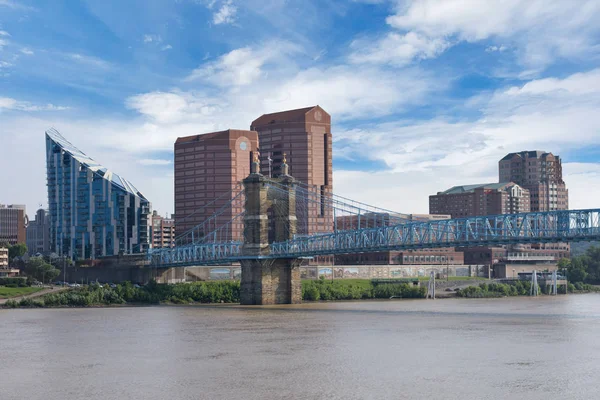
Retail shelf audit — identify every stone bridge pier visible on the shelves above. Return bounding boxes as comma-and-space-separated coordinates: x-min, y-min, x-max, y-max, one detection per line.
240, 158, 302, 305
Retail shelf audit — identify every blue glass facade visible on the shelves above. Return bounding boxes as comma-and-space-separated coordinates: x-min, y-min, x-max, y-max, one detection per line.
46, 129, 150, 259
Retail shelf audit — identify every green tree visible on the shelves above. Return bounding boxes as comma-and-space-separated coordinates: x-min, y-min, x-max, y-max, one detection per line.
22, 257, 60, 284
583, 246, 600, 283
568, 256, 588, 283
0, 242, 10, 249
8, 243, 27, 260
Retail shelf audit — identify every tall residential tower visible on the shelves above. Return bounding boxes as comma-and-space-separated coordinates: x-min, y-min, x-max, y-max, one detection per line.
499, 151, 568, 211
46, 129, 150, 259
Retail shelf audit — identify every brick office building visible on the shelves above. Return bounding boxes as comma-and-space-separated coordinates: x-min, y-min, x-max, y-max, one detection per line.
429, 182, 530, 218
251, 106, 333, 236
499, 150, 570, 258
499, 151, 568, 212
174, 129, 259, 241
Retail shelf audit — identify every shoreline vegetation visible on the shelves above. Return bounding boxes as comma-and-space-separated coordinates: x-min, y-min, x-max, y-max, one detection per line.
1, 278, 598, 309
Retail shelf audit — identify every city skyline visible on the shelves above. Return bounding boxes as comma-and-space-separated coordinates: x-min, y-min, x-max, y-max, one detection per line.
1, 1, 600, 216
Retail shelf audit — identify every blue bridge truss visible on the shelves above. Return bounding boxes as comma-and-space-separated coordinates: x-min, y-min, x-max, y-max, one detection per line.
150, 208, 600, 268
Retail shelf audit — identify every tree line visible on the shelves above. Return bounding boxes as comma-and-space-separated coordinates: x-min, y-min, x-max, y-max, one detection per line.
559, 245, 600, 283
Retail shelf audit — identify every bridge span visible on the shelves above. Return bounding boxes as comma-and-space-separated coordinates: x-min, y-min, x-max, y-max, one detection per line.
149, 159, 599, 304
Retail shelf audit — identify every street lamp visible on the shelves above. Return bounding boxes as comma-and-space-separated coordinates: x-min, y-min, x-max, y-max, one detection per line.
513, 269, 515, 279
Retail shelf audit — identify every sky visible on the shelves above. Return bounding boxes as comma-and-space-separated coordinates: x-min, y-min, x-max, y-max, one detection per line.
1, 0, 600, 217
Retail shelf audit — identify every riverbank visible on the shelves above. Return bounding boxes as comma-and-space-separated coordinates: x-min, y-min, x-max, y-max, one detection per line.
0, 286, 43, 299
2, 279, 597, 309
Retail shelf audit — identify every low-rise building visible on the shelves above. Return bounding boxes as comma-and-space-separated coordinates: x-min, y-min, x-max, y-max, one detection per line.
150, 211, 175, 249
0, 247, 8, 269
429, 182, 530, 218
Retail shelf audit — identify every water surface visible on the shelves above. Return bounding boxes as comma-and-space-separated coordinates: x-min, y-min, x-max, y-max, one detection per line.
1, 295, 599, 400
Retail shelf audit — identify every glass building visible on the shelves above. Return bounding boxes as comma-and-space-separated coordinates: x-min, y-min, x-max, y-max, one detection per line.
46, 128, 150, 259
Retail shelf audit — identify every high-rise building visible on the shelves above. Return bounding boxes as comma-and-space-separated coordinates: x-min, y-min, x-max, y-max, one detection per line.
26, 208, 50, 255
251, 106, 333, 235
174, 129, 259, 240
150, 211, 175, 249
0, 204, 27, 245
499, 150, 569, 255
429, 183, 530, 218
46, 128, 150, 260
499, 151, 568, 211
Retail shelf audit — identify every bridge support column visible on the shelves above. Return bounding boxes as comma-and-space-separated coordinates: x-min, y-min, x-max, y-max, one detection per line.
240, 162, 301, 305
240, 259, 302, 305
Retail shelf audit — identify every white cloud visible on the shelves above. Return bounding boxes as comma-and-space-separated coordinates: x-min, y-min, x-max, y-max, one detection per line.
349, 31, 449, 65
137, 159, 172, 166
20, 47, 34, 55
332, 68, 600, 212
125, 91, 221, 124
67, 53, 111, 69
161, 44, 172, 51
359, 0, 600, 71
0, 97, 69, 111
143, 34, 162, 43
0, 0, 36, 10
485, 45, 507, 53
213, 0, 237, 25
0, 30, 10, 36
186, 41, 301, 86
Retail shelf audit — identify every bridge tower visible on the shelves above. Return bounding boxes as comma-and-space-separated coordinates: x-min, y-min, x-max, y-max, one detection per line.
240, 154, 302, 305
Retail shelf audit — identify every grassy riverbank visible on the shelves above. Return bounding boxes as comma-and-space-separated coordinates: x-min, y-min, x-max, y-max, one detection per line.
302, 279, 426, 301
0, 286, 43, 299
2, 279, 427, 308
456, 281, 600, 298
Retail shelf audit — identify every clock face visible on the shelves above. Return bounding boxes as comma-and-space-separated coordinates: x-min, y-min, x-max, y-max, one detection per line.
314, 110, 322, 122
239, 141, 247, 150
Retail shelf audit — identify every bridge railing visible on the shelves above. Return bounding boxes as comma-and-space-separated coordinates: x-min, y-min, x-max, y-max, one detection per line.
269, 209, 600, 257
148, 242, 243, 267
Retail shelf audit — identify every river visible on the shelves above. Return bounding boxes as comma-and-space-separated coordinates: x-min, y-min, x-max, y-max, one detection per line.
1, 295, 599, 400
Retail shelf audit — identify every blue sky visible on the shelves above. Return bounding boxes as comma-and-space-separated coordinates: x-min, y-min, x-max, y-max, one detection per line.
1, 0, 600, 216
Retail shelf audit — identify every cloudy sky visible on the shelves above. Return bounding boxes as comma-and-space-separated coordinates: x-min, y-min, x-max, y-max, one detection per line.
1, 0, 599, 217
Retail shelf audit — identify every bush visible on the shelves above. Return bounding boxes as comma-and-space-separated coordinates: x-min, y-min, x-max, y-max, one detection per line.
18, 298, 44, 308
0, 277, 28, 287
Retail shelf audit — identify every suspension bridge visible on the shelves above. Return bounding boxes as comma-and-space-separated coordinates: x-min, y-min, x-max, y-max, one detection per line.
148, 158, 600, 304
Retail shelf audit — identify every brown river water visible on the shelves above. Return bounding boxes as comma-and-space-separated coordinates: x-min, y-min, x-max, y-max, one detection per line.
1, 295, 600, 400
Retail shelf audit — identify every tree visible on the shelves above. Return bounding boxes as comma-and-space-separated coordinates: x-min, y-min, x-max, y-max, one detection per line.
568, 257, 588, 283
22, 257, 60, 283
8, 243, 27, 260
0, 241, 10, 249
583, 246, 600, 283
